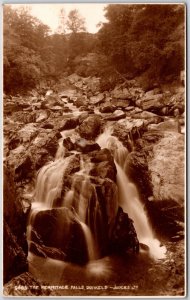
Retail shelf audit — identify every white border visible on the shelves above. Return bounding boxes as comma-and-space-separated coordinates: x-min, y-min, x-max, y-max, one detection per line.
0, 1, 188, 299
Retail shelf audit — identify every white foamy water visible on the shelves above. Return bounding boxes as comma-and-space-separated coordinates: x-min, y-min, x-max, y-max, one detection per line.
116, 162, 166, 260
97, 129, 166, 260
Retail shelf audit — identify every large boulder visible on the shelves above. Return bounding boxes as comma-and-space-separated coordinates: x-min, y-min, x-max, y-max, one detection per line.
137, 93, 166, 111
4, 272, 50, 296
57, 117, 79, 131
148, 119, 181, 133
90, 160, 116, 182
148, 132, 184, 205
146, 199, 184, 240
89, 148, 117, 182
31, 130, 60, 158
109, 207, 139, 254
15, 123, 39, 144
7, 151, 33, 182
31, 207, 89, 264
4, 221, 28, 284
112, 118, 145, 150
111, 87, 134, 100
7, 129, 60, 174
78, 115, 103, 140
125, 129, 184, 239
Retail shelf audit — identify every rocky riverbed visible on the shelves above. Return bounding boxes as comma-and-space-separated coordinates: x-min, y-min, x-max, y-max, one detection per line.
3, 74, 185, 296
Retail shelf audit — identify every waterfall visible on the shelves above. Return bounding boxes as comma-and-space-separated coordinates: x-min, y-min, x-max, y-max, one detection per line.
28, 139, 98, 263
28, 121, 166, 271
97, 129, 166, 260
79, 222, 97, 261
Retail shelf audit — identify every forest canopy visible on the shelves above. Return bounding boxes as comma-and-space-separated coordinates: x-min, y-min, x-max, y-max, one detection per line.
3, 4, 185, 94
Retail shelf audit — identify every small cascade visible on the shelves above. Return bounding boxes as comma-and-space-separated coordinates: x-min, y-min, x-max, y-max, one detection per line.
28, 139, 98, 264
97, 128, 166, 260
61, 157, 99, 260
79, 222, 97, 261
34, 158, 69, 207
116, 162, 166, 259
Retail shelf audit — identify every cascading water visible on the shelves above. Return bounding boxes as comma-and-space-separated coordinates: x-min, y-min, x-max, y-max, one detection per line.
27, 115, 167, 287
27, 131, 98, 264
96, 126, 166, 260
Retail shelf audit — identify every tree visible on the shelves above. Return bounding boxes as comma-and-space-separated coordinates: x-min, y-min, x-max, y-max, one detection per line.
66, 9, 86, 34
3, 5, 51, 93
98, 4, 185, 86
56, 8, 66, 34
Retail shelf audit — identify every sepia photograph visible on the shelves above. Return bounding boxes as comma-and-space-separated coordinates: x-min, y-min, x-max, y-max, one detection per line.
3, 3, 186, 297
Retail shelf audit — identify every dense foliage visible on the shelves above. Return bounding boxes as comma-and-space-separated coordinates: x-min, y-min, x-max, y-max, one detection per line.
3, 4, 185, 94
98, 4, 185, 90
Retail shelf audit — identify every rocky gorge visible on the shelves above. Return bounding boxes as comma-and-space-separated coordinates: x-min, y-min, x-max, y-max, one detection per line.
3, 73, 185, 296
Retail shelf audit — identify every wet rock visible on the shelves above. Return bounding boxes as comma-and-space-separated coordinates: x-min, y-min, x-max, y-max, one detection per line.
36, 110, 49, 123
8, 136, 21, 150
112, 118, 145, 149
40, 122, 54, 129
126, 151, 153, 203
90, 160, 116, 181
109, 207, 139, 254
148, 119, 180, 133
16, 123, 39, 143
82, 76, 100, 93
111, 99, 131, 109
8, 152, 33, 182
168, 92, 185, 115
78, 115, 102, 140
4, 272, 50, 296
3, 163, 30, 242
29, 241, 66, 261
58, 117, 79, 131
62, 174, 118, 256
41, 95, 63, 110
63, 137, 75, 151
105, 110, 126, 121
32, 207, 89, 264
68, 73, 81, 84
62, 107, 72, 113
75, 96, 88, 108
138, 93, 166, 111
59, 87, 78, 98
4, 221, 28, 284
89, 148, 117, 181
111, 87, 134, 100
50, 105, 63, 111
89, 93, 105, 105
90, 148, 114, 164
31, 130, 59, 158
78, 112, 89, 124
140, 243, 149, 251
74, 138, 100, 153
132, 111, 160, 119
3, 164, 17, 225
4, 98, 31, 114
99, 103, 116, 113
12, 111, 36, 124
146, 199, 184, 239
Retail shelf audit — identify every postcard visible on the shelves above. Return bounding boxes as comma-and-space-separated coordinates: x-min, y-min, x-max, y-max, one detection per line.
3, 3, 186, 297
